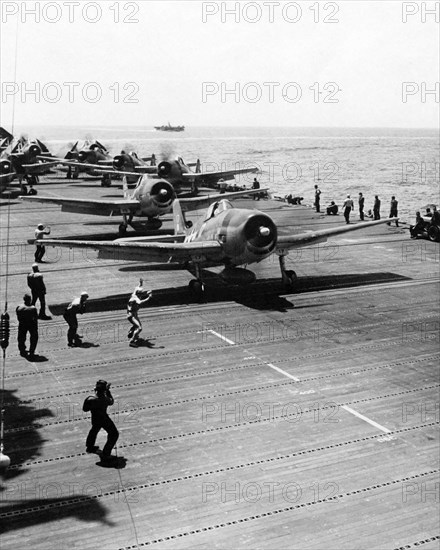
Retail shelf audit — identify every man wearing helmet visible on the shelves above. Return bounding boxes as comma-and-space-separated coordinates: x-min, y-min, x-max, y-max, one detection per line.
34, 223, 51, 263
127, 278, 152, 348
83, 379, 119, 462
63, 291, 89, 347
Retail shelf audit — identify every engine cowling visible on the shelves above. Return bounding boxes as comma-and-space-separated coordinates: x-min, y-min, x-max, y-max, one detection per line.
220, 210, 278, 266
150, 180, 175, 206
0, 160, 12, 174
113, 154, 131, 170
25, 144, 41, 158
78, 150, 89, 163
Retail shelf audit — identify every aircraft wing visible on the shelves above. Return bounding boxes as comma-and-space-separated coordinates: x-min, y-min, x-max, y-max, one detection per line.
22, 160, 61, 169
40, 238, 223, 263
276, 218, 398, 251
20, 195, 139, 216
180, 188, 269, 211
182, 167, 259, 181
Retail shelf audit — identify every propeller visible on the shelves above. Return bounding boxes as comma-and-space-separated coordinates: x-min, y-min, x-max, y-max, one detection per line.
0, 160, 12, 174
244, 214, 277, 253
151, 181, 175, 204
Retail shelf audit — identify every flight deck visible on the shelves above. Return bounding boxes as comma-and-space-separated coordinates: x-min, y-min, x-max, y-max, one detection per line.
0, 175, 439, 549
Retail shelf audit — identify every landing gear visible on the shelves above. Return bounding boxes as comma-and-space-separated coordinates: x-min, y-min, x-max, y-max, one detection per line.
20, 184, 28, 195
278, 253, 297, 289
101, 174, 112, 187
189, 279, 205, 297
72, 171, 79, 179
428, 225, 440, 242
118, 223, 127, 237
188, 264, 205, 301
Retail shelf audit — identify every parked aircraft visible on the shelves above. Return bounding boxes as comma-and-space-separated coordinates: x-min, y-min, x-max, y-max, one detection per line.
104, 156, 259, 194
0, 158, 17, 193
1, 137, 58, 190
21, 176, 266, 235
39, 198, 398, 297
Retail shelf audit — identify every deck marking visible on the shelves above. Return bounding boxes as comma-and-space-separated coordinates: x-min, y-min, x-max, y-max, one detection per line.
206, 330, 302, 382
266, 363, 301, 382
207, 330, 236, 345
341, 404, 391, 433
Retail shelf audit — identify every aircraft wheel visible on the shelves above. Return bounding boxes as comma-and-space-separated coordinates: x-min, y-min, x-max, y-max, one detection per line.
185, 220, 193, 229
118, 224, 127, 237
428, 225, 440, 242
283, 270, 297, 289
189, 279, 205, 300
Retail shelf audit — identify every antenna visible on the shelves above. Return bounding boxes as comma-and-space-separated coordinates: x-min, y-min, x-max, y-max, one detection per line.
11, 16, 20, 136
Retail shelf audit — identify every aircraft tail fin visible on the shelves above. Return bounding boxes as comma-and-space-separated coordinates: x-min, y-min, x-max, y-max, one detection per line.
173, 199, 189, 236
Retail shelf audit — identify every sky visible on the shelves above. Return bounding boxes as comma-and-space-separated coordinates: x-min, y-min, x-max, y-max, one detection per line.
0, 0, 439, 128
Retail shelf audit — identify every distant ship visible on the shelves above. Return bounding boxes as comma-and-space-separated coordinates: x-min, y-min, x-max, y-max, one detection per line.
154, 122, 185, 132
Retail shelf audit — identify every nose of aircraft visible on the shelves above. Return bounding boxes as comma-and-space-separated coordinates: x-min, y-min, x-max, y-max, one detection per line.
28, 144, 41, 157
151, 180, 175, 204
0, 160, 12, 174
113, 155, 126, 169
244, 214, 277, 253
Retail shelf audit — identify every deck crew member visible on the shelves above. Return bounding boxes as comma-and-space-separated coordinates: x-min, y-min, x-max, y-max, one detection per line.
373, 195, 381, 220
34, 223, 51, 263
218, 178, 227, 194
410, 211, 424, 238
27, 263, 50, 319
387, 196, 399, 226
64, 292, 88, 347
127, 279, 152, 348
83, 379, 119, 462
314, 184, 321, 212
343, 195, 354, 224
431, 206, 440, 225
16, 293, 38, 358
358, 192, 365, 221
252, 177, 261, 200
326, 201, 338, 215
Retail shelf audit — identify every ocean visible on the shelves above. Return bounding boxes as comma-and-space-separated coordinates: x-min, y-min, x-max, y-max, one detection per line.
16, 125, 440, 223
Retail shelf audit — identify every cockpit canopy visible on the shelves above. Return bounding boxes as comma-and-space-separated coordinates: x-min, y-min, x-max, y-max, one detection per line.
205, 199, 233, 221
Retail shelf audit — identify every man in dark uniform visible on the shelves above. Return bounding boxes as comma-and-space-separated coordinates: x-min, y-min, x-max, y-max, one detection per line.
27, 263, 50, 319
314, 184, 321, 212
83, 379, 119, 462
373, 195, 381, 220
63, 291, 88, 347
387, 196, 399, 226
358, 192, 365, 221
252, 177, 260, 200
326, 201, 338, 215
16, 294, 38, 358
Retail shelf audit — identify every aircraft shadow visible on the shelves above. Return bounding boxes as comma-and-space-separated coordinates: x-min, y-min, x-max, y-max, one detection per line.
0, 495, 113, 535
0, 389, 53, 482
47, 271, 411, 315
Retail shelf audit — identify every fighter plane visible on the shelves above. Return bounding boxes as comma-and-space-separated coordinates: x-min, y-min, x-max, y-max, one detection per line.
1, 136, 58, 191
20, 176, 267, 235
103, 155, 259, 194
39, 198, 398, 297
46, 140, 115, 182
0, 158, 17, 193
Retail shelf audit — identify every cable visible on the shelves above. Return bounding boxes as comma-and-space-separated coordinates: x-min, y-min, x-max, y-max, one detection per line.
0, 194, 12, 469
